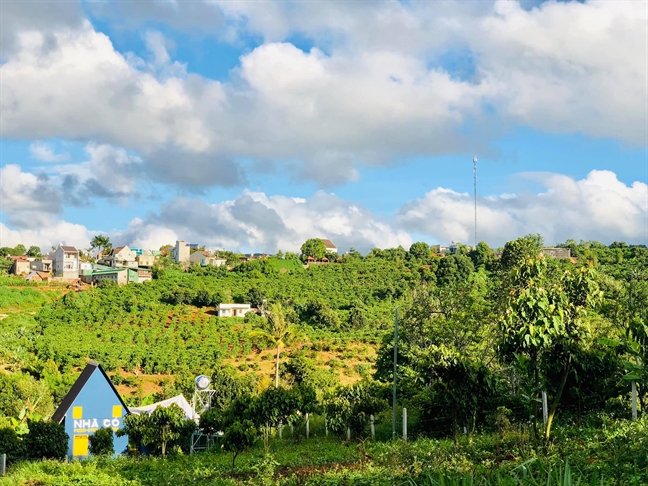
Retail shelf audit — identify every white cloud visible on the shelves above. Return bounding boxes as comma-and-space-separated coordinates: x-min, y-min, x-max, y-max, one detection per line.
397, 170, 648, 246
29, 141, 70, 162
0, 220, 94, 252
2, 1, 644, 190
0, 164, 62, 216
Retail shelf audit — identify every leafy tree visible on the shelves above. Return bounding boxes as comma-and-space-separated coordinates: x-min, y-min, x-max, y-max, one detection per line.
408, 242, 430, 260
300, 239, 327, 260
222, 420, 257, 468
250, 303, 298, 388
470, 241, 495, 269
90, 235, 112, 256
12, 244, 26, 256
499, 235, 543, 271
0, 427, 25, 465
26, 246, 42, 258
499, 257, 601, 439
89, 426, 114, 456
323, 382, 386, 439
436, 254, 474, 286
24, 420, 69, 460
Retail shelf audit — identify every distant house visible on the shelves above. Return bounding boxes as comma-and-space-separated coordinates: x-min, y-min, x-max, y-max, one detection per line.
430, 245, 450, 255
541, 248, 571, 259
25, 271, 51, 283
8, 255, 31, 275
53, 245, 80, 279
51, 361, 129, 459
81, 265, 142, 285
217, 303, 252, 318
320, 239, 337, 253
104, 246, 138, 269
136, 251, 157, 268
190, 251, 227, 267
173, 240, 191, 266
30, 258, 52, 273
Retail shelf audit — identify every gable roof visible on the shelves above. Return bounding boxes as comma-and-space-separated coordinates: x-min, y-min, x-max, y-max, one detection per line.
60, 245, 78, 252
112, 246, 126, 254
319, 238, 337, 249
51, 360, 129, 423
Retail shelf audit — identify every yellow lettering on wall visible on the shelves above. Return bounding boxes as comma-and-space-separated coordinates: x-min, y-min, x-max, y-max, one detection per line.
112, 405, 123, 418
72, 406, 83, 419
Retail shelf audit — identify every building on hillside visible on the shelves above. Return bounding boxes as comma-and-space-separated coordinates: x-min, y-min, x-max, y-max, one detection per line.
541, 248, 571, 259
173, 240, 191, 266
52, 361, 129, 459
25, 271, 51, 283
430, 245, 450, 255
103, 246, 138, 269
80, 265, 141, 285
190, 251, 227, 267
8, 255, 31, 275
137, 269, 152, 283
30, 258, 52, 273
136, 251, 156, 268
319, 239, 337, 253
53, 245, 79, 279
217, 303, 252, 317
448, 242, 460, 255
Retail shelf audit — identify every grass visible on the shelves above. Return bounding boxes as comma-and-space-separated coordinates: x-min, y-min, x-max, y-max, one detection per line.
0, 287, 62, 312
3, 419, 648, 486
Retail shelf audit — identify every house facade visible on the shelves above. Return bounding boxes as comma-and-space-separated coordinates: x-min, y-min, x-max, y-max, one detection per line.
541, 248, 571, 259
136, 252, 156, 268
173, 240, 191, 266
30, 259, 53, 273
217, 303, 252, 317
53, 245, 79, 279
189, 251, 227, 267
8, 256, 31, 275
52, 361, 129, 459
320, 239, 337, 253
104, 247, 138, 269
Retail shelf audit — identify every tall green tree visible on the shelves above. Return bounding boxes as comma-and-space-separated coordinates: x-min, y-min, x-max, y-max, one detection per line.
250, 303, 298, 388
499, 257, 601, 440
300, 238, 327, 260
90, 235, 112, 256
26, 246, 41, 258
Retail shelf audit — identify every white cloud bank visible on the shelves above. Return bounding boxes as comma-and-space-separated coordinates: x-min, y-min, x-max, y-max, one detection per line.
2, 169, 646, 252
0, 1, 645, 187
398, 170, 648, 246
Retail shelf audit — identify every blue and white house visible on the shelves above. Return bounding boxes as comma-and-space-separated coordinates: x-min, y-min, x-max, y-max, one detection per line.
51, 360, 129, 459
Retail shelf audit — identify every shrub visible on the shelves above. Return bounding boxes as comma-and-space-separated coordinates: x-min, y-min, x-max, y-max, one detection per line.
0, 427, 25, 465
24, 420, 69, 460
89, 427, 114, 456
238, 363, 249, 372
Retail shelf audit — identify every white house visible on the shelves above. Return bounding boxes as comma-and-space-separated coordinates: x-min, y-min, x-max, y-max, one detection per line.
189, 251, 227, 267
52, 245, 79, 279
104, 246, 138, 269
320, 239, 337, 253
217, 303, 252, 318
173, 240, 191, 266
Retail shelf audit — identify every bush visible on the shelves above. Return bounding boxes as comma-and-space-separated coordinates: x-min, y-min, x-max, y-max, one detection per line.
89, 427, 114, 456
24, 420, 69, 460
0, 427, 25, 465
238, 363, 249, 372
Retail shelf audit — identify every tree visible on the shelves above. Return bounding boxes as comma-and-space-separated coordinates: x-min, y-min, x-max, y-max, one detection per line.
499, 235, 543, 271
436, 254, 474, 286
499, 257, 601, 440
26, 246, 42, 258
222, 420, 257, 468
323, 382, 386, 439
300, 238, 327, 260
89, 427, 115, 456
12, 244, 26, 256
469, 241, 495, 269
24, 420, 69, 460
90, 235, 112, 256
250, 303, 298, 388
408, 242, 430, 260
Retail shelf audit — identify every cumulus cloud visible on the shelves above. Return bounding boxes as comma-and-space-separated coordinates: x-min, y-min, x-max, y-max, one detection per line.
29, 141, 70, 162
397, 170, 648, 246
2, 1, 644, 189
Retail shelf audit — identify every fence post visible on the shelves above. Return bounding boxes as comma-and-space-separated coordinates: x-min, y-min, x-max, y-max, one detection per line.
632, 381, 638, 420
542, 391, 548, 425
370, 414, 375, 440
306, 413, 310, 439
0, 453, 6, 477
325, 414, 328, 436
279, 421, 283, 439
346, 427, 351, 441
402, 407, 407, 441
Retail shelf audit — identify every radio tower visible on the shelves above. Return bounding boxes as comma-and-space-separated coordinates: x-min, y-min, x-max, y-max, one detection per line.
473, 156, 478, 248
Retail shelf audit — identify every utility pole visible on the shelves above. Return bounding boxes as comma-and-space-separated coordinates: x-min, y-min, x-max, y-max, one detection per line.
392, 306, 399, 440
473, 156, 478, 248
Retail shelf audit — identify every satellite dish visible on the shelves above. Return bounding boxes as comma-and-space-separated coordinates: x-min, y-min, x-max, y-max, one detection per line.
195, 375, 210, 390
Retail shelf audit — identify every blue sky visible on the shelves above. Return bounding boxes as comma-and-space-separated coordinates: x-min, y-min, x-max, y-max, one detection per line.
1, 0, 646, 253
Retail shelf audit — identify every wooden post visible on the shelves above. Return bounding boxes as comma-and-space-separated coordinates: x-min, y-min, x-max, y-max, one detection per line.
346, 427, 351, 441
0, 453, 6, 477
402, 407, 407, 441
632, 381, 638, 420
542, 391, 548, 425
306, 413, 310, 439
370, 414, 375, 440
290, 424, 294, 436
325, 414, 328, 436
279, 421, 283, 439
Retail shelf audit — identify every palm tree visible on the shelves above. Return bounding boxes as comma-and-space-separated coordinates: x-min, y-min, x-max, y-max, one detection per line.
250, 302, 298, 388
90, 235, 112, 257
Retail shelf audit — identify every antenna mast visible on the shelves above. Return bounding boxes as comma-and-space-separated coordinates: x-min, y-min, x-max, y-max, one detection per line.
473, 156, 478, 248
